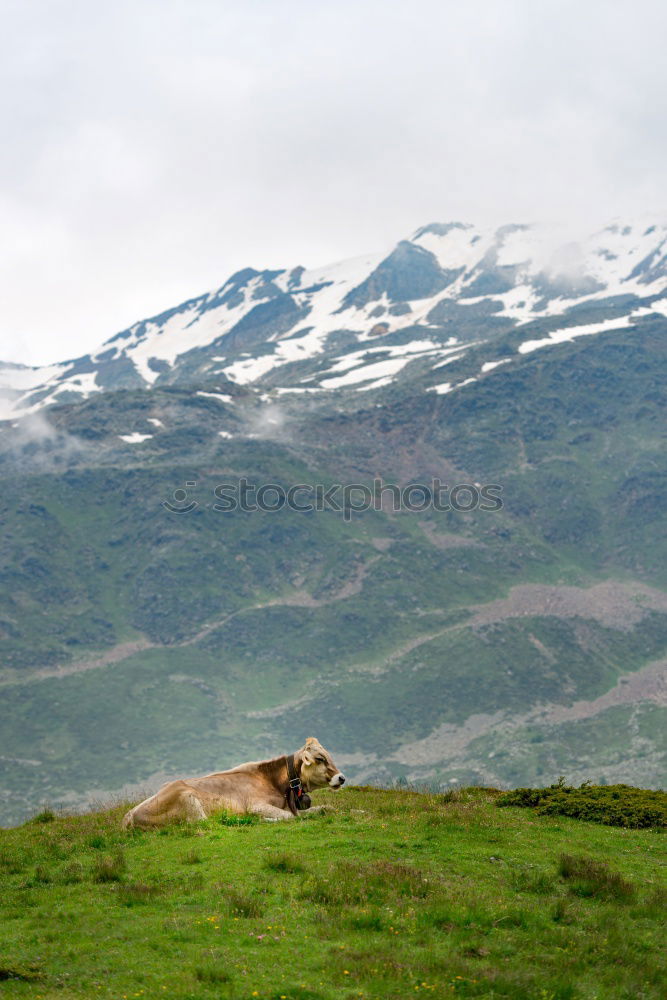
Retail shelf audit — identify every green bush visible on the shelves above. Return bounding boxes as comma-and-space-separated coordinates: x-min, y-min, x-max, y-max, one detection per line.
30, 809, 56, 824
263, 851, 306, 874
558, 854, 635, 902
92, 849, 126, 883
116, 881, 161, 905
496, 780, 667, 829
224, 888, 264, 918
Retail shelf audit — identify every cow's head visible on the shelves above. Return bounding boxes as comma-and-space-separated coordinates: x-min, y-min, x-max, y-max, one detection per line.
298, 737, 346, 791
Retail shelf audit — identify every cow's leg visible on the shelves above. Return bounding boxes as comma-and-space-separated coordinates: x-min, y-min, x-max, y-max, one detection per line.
250, 802, 295, 822
122, 782, 207, 829
182, 790, 208, 822
121, 805, 140, 829
123, 799, 166, 830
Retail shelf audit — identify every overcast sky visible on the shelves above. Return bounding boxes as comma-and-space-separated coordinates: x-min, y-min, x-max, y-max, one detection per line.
2, 0, 666, 365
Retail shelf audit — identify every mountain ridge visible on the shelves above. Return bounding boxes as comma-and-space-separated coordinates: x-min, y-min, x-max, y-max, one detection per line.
3, 218, 667, 419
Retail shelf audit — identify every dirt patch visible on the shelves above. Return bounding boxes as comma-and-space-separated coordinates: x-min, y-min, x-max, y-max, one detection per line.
538, 657, 667, 724
0, 638, 154, 688
393, 656, 667, 768
370, 537, 393, 552
394, 711, 508, 766
419, 522, 485, 551
469, 582, 667, 631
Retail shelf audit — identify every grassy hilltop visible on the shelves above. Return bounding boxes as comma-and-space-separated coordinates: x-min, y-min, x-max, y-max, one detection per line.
0, 786, 665, 1000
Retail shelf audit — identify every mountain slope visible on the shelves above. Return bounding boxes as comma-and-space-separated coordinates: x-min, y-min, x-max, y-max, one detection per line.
0, 220, 666, 826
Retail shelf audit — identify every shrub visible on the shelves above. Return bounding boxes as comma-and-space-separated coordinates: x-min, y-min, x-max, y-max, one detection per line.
417, 905, 455, 931
360, 860, 433, 899
30, 809, 55, 824
194, 963, 231, 984
263, 851, 305, 874
496, 780, 667, 829
348, 910, 385, 931
551, 898, 575, 924
60, 860, 85, 884
299, 878, 358, 907
558, 854, 635, 902
116, 882, 160, 905
181, 848, 202, 865
32, 864, 51, 884
93, 849, 126, 883
0, 849, 29, 874
440, 789, 462, 804
224, 889, 264, 918
0, 965, 43, 983
636, 886, 667, 918
509, 867, 555, 895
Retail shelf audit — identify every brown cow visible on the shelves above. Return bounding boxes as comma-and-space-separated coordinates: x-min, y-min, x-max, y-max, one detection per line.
121, 737, 345, 829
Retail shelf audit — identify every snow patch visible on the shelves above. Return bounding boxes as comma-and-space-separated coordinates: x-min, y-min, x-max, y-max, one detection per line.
356, 376, 394, 392
118, 432, 153, 443
647, 297, 667, 318
126, 279, 260, 384
432, 353, 465, 369
196, 390, 233, 403
274, 387, 321, 395
428, 376, 477, 395
318, 357, 413, 389
481, 359, 512, 372
518, 316, 634, 354
54, 372, 99, 397
222, 354, 281, 383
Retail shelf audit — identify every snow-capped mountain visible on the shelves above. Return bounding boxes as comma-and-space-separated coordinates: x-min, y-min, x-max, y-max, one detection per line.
3, 218, 667, 420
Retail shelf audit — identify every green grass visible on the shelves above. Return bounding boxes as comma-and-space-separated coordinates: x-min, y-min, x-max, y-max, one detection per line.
1, 786, 665, 999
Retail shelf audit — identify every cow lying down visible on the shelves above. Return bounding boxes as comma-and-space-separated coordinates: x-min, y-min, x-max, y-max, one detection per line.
122, 737, 345, 829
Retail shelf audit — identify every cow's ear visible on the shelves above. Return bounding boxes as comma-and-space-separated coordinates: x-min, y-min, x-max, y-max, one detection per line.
302, 749, 315, 766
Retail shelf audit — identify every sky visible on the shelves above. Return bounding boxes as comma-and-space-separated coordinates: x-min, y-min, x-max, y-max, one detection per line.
2, 0, 667, 366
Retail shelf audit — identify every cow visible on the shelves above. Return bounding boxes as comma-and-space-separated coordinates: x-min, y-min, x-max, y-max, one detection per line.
121, 737, 345, 829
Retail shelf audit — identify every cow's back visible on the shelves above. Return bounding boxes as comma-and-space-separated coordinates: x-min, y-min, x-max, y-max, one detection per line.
122, 767, 281, 828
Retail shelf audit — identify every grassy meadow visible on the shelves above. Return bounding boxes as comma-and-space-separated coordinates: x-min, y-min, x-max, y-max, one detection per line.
0, 786, 665, 1000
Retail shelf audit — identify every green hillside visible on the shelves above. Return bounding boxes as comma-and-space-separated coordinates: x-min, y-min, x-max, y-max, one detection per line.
0, 786, 665, 999
1, 323, 666, 823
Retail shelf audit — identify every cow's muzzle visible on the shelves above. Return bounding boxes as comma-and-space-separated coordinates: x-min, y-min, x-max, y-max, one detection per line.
330, 772, 346, 788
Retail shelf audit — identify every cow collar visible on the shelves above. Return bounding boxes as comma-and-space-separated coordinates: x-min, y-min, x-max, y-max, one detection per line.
285, 753, 312, 814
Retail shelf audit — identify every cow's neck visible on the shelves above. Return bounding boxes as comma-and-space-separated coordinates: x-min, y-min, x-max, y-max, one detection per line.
258, 752, 305, 792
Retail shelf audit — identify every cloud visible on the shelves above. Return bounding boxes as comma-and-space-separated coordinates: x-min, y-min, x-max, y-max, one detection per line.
243, 403, 291, 443
1, 0, 667, 365
0, 411, 85, 470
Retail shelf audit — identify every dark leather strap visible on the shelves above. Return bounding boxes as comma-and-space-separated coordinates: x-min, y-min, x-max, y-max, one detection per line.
285, 753, 310, 814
